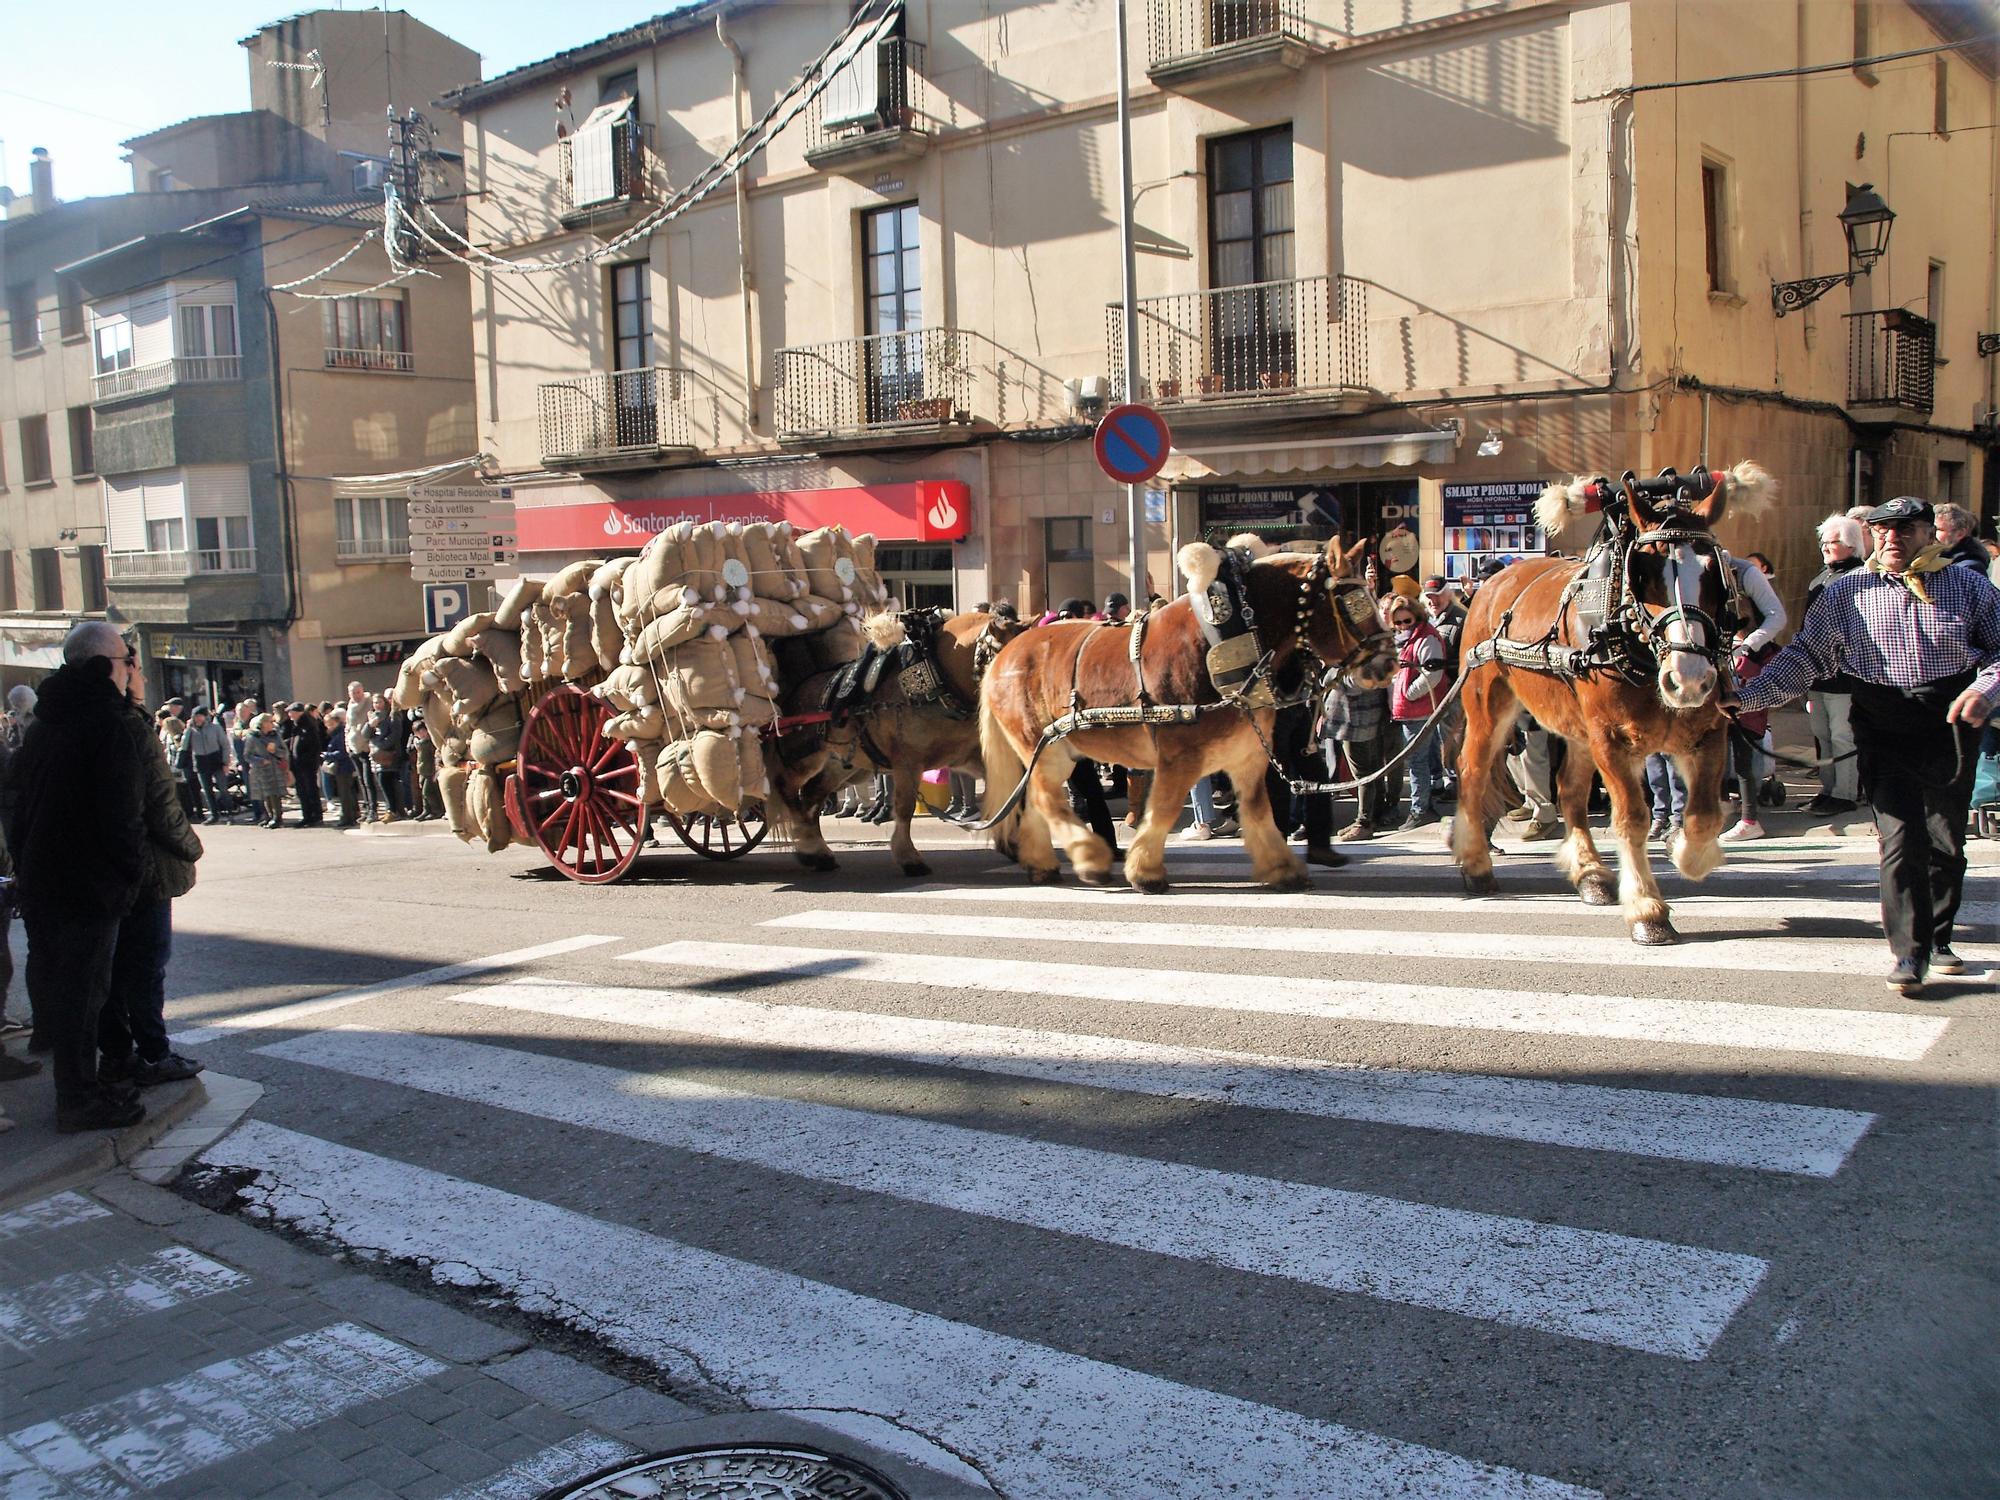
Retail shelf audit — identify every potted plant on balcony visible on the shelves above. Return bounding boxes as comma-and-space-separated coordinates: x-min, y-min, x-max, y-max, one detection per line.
1154, 378, 1183, 401
895, 396, 954, 422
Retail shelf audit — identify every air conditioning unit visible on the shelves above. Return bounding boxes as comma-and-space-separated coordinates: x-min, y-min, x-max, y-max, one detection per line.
1064, 375, 1108, 416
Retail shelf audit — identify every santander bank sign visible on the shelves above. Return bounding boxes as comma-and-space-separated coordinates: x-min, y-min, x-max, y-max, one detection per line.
515, 481, 972, 553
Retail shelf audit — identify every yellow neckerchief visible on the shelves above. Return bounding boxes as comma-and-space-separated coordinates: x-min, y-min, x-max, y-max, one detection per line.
1868, 542, 1951, 604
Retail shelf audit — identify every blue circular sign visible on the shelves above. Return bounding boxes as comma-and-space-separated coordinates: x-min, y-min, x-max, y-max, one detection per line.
1093, 403, 1173, 485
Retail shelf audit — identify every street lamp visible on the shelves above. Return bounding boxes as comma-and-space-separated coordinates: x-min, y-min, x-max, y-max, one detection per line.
1771, 183, 1896, 317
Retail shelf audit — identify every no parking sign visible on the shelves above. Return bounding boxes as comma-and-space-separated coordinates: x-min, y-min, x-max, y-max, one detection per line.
1093, 404, 1173, 485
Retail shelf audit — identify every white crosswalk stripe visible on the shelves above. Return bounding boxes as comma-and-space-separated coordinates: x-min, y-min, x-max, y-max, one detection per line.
435, 1434, 638, 1500
201, 1121, 1603, 1499
256, 1024, 1765, 1358
0, 1193, 112, 1243
764, 907, 1919, 976
458, 978, 1874, 1176
625, 939, 1947, 1060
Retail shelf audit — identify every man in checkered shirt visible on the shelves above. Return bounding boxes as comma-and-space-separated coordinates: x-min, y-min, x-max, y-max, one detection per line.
1736, 496, 2000, 993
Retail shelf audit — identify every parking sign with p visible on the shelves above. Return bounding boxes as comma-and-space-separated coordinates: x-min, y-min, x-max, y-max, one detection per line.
424, 583, 470, 635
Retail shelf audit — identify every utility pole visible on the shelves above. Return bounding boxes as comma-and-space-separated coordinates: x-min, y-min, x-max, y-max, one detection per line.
1115, 0, 1145, 603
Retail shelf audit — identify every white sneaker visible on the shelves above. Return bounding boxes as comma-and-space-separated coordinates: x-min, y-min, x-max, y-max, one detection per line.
1719, 818, 1765, 842
1176, 823, 1217, 842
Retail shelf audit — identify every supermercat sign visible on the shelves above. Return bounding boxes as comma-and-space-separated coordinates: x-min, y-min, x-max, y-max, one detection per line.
512, 481, 972, 552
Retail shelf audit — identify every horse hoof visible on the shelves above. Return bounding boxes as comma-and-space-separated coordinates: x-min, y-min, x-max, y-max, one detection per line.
1028, 867, 1063, 886
796, 853, 839, 873
899, 861, 932, 879
1264, 871, 1314, 893
1462, 870, 1499, 896
1077, 866, 1118, 887
1578, 875, 1617, 907
1631, 919, 1679, 946
1131, 875, 1170, 895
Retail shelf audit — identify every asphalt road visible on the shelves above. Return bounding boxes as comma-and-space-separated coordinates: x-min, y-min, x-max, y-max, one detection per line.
156, 806, 1998, 1499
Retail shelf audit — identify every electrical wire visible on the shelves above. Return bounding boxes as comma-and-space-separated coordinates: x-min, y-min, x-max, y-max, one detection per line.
1578, 34, 1998, 101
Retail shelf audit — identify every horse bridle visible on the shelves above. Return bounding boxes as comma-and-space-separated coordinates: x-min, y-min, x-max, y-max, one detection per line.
1623, 521, 1730, 670
1290, 552, 1386, 681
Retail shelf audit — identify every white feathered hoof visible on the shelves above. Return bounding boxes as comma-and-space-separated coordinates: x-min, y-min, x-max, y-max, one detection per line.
1631, 918, 1679, 946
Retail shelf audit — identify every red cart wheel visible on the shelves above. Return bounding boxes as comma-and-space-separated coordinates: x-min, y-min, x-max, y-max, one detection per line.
515, 686, 646, 884
662, 805, 768, 861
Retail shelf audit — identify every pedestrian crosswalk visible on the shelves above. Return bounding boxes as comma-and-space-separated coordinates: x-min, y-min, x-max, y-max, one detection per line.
169, 848, 1984, 1496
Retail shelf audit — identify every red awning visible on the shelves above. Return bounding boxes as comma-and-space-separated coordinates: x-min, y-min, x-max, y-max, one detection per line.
513, 481, 971, 552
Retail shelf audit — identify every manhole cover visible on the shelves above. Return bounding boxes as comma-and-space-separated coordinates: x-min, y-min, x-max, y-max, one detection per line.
546, 1444, 909, 1500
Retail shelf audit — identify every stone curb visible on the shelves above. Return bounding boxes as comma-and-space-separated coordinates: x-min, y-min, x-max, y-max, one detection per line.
0, 1070, 211, 1211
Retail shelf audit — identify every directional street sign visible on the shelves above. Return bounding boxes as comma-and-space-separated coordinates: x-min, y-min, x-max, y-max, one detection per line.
411, 530, 518, 550
410, 515, 517, 537
411, 547, 519, 566
415, 565, 505, 582
1093, 403, 1173, 485
409, 485, 513, 502
409, 501, 515, 522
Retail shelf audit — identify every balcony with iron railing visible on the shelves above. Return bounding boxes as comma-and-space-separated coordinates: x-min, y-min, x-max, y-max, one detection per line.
92, 354, 242, 403
556, 120, 661, 227
325, 346, 414, 373
539, 367, 695, 469
1847, 308, 1936, 418
776, 327, 989, 442
107, 546, 257, 581
1146, 0, 1310, 88
1108, 274, 1371, 417
335, 534, 412, 562
805, 38, 928, 173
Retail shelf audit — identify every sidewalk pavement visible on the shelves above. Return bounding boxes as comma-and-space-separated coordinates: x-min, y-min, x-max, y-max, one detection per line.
0, 1078, 983, 1500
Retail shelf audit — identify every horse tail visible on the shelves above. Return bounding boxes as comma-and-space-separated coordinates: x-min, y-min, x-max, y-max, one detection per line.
978, 689, 1025, 852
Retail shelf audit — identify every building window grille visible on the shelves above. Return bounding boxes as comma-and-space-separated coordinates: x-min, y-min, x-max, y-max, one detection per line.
30, 548, 62, 610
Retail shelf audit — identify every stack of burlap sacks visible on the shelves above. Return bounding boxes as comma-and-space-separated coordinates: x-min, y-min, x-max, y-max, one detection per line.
393, 521, 888, 850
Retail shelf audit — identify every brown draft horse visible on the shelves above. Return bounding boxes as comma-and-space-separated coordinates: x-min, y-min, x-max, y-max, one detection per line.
979, 537, 1394, 892
1449, 462, 1773, 944
765, 610, 1023, 877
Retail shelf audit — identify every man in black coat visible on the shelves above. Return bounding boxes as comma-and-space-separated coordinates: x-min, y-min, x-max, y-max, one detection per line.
285, 703, 327, 826
5, 622, 151, 1132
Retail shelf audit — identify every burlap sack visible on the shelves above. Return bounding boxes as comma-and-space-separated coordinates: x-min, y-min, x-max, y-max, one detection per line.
590, 554, 636, 603
475, 629, 525, 695
807, 616, 866, 670
792, 594, 847, 631
740, 521, 805, 601
728, 634, 778, 728
393, 637, 447, 709
621, 523, 694, 620
555, 593, 596, 680
603, 706, 665, 742
636, 740, 663, 808
628, 598, 713, 663
690, 728, 742, 810
849, 533, 890, 610
590, 590, 623, 673
431, 655, 502, 726
656, 738, 710, 816
520, 601, 551, 682
493, 575, 542, 631
683, 522, 728, 604
465, 766, 514, 853
442, 610, 497, 658
469, 695, 522, 766
592, 663, 655, 714
798, 526, 855, 603
736, 729, 768, 802
438, 761, 474, 842
543, 558, 599, 602
658, 634, 742, 732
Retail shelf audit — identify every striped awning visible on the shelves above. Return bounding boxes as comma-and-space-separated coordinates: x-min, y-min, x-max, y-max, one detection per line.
1159, 427, 1459, 482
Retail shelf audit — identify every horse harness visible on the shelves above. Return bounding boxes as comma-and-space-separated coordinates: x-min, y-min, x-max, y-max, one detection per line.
1463, 470, 1743, 687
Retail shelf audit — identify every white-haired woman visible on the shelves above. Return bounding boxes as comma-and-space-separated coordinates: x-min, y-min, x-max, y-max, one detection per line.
1802, 513, 1866, 813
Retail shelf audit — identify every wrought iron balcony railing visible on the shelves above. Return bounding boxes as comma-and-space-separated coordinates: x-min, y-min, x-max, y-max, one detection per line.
539, 367, 693, 465
1847, 308, 1936, 415
1146, 0, 1307, 69
1108, 274, 1369, 406
335, 534, 412, 561
92, 354, 241, 402
107, 546, 256, 580
325, 346, 414, 373
556, 120, 660, 217
775, 327, 981, 439
805, 38, 928, 162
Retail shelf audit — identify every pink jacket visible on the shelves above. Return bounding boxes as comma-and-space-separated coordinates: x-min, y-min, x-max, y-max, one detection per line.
1390, 620, 1447, 721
